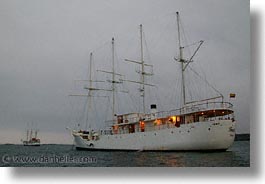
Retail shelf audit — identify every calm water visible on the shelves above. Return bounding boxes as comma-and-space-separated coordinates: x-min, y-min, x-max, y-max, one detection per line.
0, 141, 249, 167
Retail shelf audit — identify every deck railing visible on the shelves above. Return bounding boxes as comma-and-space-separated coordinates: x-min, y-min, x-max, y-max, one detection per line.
147, 101, 233, 121
105, 101, 233, 126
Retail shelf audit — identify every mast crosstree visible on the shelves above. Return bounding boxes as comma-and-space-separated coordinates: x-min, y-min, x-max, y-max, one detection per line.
70, 52, 111, 130
175, 12, 205, 106
96, 38, 125, 120
124, 24, 154, 114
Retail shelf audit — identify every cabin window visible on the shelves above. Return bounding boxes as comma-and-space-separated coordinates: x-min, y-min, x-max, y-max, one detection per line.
129, 125, 135, 133
140, 121, 145, 132
199, 116, 205, 122
117, 116, 123, 124
185, 115, 194, 124
82, 135, 88, 139
169, 116, 176, 123
175, 121, 180, 127
113, 125, 118, 134
154, 119, 162, 126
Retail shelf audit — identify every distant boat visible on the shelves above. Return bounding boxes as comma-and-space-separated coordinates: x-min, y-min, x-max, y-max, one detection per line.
69, 12, 236, 151
21, 127, 40, 146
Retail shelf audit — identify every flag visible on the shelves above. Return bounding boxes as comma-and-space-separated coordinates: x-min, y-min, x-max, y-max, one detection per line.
230, 93, 236, 98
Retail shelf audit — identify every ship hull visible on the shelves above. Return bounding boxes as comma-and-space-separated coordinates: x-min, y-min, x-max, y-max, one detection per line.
73, 120, 235, 151
23, 142, 41, 146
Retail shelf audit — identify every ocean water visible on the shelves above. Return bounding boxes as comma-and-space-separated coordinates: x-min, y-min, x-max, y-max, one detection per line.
0, 141, 249, 167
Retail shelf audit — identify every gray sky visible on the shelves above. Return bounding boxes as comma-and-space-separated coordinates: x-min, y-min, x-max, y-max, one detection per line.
0, 0, 249, 144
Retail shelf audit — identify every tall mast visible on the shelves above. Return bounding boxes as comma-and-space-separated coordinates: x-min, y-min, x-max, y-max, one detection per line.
30, 129, 32, 140
34, 130, 38, 138
89, 52, 93, 97
86, 52, 93, 130
26, 130, 29, 141
111, 37, 115, 118
124, 24, 154, 113
71, 51, 114, 129
95, 37, 124, 123
176, 12, 186, 106
140, 24, 145, 113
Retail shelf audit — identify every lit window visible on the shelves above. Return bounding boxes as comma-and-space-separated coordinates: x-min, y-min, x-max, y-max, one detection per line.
169, 116, 176, 123
154, 119, 161, 125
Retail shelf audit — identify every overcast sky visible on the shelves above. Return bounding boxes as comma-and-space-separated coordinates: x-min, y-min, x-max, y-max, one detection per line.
0, 0, 249, 144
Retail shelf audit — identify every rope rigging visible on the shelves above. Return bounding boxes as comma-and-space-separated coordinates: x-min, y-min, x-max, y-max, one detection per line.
68, 11, 226, 131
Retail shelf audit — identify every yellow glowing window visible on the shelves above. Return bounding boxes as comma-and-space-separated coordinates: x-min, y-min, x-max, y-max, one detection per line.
155, 119, 161, 125
169, 116, 176, 123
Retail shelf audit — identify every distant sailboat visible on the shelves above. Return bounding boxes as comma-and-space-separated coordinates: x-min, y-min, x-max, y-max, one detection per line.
21, 125, 40, 146
68, 12, 236, 151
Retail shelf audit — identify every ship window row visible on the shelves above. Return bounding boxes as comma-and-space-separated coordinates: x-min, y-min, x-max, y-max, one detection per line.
99, 113, 234, 135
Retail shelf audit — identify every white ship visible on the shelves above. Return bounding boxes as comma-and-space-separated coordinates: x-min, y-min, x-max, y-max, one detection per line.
68, 12, 236, 151
21, 128, 40, 146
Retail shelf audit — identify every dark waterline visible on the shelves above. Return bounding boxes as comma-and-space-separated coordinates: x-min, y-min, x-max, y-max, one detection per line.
0, 141, 250, 167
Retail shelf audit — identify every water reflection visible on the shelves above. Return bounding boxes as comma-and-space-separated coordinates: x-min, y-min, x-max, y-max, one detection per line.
104, 150, 238, 167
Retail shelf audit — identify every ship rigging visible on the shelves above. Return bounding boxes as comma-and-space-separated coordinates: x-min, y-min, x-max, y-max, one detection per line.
67, 12, 236, 151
